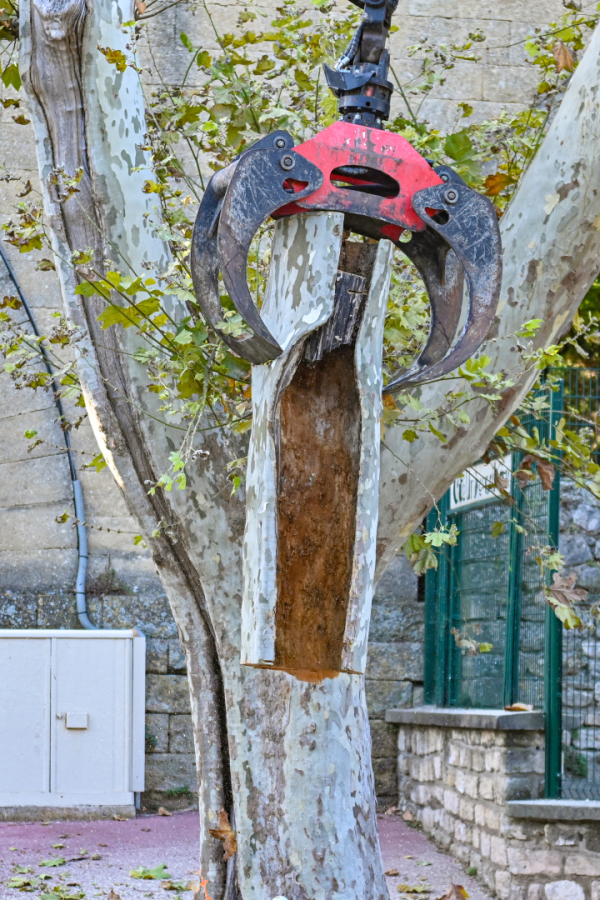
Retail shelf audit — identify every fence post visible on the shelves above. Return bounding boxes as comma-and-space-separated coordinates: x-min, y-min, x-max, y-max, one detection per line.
545, 378, 563, 799
504, 460, 524, 707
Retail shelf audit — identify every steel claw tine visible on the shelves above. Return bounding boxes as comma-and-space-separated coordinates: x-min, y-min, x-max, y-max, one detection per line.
217, 147, 324, 364
397, 228, 464, 370
385, 166, 502, 392
191, 131, 301, 365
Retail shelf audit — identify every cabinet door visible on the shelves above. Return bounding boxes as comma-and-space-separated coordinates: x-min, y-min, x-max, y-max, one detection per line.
51, 637, 131, 796
0, 638, 51, 794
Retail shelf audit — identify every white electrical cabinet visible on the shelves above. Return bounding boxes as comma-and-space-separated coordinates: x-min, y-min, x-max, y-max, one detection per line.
0, 630, 145, 809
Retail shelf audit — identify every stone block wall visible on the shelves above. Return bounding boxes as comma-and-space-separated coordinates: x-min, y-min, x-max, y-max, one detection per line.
395, 719, 600, 900
143, 638, 197, 811
366, 553, 423, 807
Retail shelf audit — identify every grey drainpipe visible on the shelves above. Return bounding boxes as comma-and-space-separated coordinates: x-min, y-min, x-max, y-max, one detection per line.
0, 242, 97, 629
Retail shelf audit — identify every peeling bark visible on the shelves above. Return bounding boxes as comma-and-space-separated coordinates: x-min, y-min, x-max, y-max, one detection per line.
20, 1, 600, 897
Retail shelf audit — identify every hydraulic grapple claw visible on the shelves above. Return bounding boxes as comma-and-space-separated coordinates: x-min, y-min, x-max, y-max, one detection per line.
190, 0, 502, 384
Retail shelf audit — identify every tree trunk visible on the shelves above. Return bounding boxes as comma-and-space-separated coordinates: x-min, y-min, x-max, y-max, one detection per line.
19, 0, 600, 896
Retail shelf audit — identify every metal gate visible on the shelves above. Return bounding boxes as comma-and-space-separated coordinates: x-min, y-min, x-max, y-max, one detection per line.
423, 370, 600, 800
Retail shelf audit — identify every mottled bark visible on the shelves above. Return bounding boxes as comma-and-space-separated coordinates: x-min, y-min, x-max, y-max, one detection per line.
19, 1, 600, 897
21, 0, 228, 891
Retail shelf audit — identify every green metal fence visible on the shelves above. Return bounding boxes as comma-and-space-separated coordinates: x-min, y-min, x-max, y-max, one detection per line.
424, 369, 600, 800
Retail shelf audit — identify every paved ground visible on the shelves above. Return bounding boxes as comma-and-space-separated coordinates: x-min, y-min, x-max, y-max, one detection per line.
0, 811, 492, 899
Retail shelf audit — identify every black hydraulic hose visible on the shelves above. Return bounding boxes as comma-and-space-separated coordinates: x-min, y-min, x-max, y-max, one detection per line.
0, 242, 96, 629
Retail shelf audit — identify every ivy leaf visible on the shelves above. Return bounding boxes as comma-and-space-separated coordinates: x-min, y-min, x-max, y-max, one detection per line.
402, 429, 418, 443
491, 521, 505, 538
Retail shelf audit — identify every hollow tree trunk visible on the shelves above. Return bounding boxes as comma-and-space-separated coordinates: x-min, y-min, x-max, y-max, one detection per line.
19, 0, 600, 897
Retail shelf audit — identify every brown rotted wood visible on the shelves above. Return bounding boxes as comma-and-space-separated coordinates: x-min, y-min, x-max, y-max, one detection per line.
274, 241, 377, 681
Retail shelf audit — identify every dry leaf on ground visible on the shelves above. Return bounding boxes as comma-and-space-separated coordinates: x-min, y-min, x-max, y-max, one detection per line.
436, 885, 470, 900
108, 892, 123, 900
504, 702, 533, 712
209, 808, 237, 860
398, 885, 430, 893
385, 869, 400, 876
401, 810, 414, 822
158, 807, 172, 817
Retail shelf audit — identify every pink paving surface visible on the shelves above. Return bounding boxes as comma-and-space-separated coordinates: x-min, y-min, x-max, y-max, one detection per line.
0, 811, 492, 899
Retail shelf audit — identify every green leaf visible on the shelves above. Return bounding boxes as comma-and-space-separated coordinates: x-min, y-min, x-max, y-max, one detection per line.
294, 69, 313, 91
196, 50, 212, 68
516, 318, 543, 338
1, 63, 21, 90
428, 421, 447, 442
254, 55, 275, 74
130, 863, 171, 880
84, 453, 107, 474
491, 520, 505, 538
180, 31, 194, 52
24, 429, 38, 439
402, 429, 418, 442
174, 328, 194, 345
97, 304, 137, 329
444, 129, 473, 162
39, 857, 66, 867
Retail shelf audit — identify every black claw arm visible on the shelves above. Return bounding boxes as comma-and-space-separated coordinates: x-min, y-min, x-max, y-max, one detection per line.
191, 131, 324, 365
384, 167, 503, 392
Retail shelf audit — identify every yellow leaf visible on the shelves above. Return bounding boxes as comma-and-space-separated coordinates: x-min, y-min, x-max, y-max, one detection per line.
484, 172, 516, 196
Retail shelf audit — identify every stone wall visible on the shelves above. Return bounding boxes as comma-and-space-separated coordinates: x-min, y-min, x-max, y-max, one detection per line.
393, 714, 600, 900
366, 553, 423, 807
558, 482, 600, 793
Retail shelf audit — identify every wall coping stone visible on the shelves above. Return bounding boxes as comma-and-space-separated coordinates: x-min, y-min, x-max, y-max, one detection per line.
508, 800, 600, 821
385, 706, 545, 730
